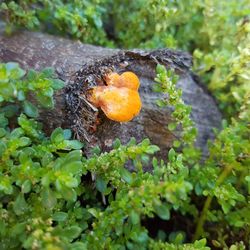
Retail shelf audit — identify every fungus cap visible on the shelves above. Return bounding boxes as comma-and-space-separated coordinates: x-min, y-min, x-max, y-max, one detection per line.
88, 71, 142, 122
119, 71, 140, 90
90, 86, 141, 122
98, 86, 141, 122
105, 71, 140, 90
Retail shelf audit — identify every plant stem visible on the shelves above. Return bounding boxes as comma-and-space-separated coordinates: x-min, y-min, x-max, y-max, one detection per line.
192, 195, 212, 241
192, 164, 233, 241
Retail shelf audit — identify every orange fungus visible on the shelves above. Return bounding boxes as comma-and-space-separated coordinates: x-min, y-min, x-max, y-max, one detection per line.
105, 72, 120, 86
119, 71, 140, 90
89, 71, 142, 122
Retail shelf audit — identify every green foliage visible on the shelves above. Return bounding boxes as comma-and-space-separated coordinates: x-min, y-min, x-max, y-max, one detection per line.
0, 62, 64, 118
190, 117, 249, 243
0, 62, 248, 249
155, 65, 249, 247
0, 0, 112, 46
154, 64, 197, 147
149, 238, 210, 250
0, 1, 250, 249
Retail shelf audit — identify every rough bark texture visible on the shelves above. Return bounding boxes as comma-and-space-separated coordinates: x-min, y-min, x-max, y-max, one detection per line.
0, 30, 222, 160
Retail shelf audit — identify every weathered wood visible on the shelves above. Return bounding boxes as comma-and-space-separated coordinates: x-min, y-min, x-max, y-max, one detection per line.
0, 30, 221, 160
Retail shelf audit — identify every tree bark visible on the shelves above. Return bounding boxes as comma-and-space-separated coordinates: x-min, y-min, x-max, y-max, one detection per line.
0, 30, 221, 160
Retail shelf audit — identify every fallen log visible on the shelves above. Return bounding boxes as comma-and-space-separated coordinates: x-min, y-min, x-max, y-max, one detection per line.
0, 30, 222, 160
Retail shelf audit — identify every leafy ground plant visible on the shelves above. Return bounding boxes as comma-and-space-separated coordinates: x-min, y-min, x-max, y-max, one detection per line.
0, 62, 249, 249
0, 0, 249, 248
0, 0, 112, 46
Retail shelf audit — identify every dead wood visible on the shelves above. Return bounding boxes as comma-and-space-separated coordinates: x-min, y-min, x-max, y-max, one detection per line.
0, 30, 222, 161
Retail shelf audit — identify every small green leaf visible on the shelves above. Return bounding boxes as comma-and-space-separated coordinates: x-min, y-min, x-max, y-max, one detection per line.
23, 101, 38, 118
154, 203, 170, 220
0, 113, 9, 127
71, 242, 87, 250
26, 69, 37, 81
88, 208, 98, 218
173, 140, 181, 148
36, 94, 54, 108
13, 194, 29, 215
42, 67, 54, 77
145, 145, 160, 154
168, 148, 175, 161
63, 226, 82, 241
168, 123, 176, 131
169, 231, 185, 244
128, 137, 136, 145
63, 161, 82, 175
120, 168, 132, 184
0, 3, 8, 10
43, 87, 53, 97
113, 138, 121, 149
11, 222, 26, 237
194, 239, 207, 248
52, 212, 68, 222
6, 62, 25, 79
17, 90, 25, 101
0, 128, 6, 137
66, 140, 84, 149
91, 146, 101, 155
52, 79, 65, 90
41, 152, 54, 167
137, 231, 148, 243
19, 137, 31, 147
156, 64, 166, 75
130, 210, 140, 225
21, 180, 31, 193
63, 129, 72, 139
60, 186, 77, 202
63, 176, 78, 188
41, 188, 57, 209
64, 150, 82, 163
0, 176, 13, 194
96, 176, 107, 193
51, 127, 64, 143
1, 104, 19, 118
10, 128, 24, 138
212, 240, 222, 248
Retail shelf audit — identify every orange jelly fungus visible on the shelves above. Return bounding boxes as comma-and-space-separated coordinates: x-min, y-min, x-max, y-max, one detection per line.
105, 71, 140, 90
105, 72, 120, 86
90, 72, 142, 122
119, 72, 140, 90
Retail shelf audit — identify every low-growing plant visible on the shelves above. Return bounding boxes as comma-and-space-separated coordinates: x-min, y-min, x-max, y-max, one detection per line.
153, 64, 197, 148
0, 62, 249, 249
0, 0, 249, 248
0, 0, 112, 46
